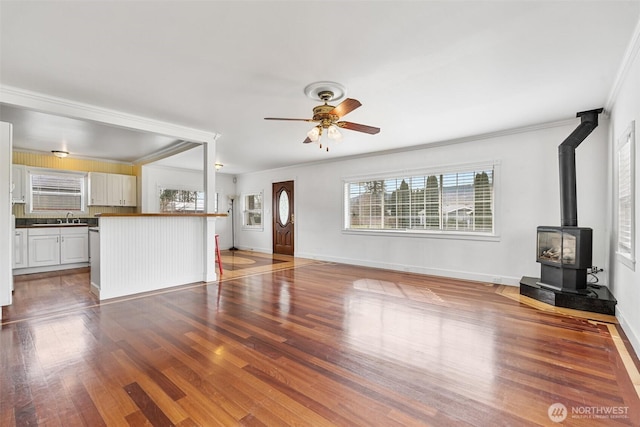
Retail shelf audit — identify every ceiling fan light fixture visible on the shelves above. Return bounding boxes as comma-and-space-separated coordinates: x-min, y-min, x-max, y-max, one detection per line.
327, 124, 342, 141
307, 126, 321, 142
52, 150, 68, 158
266, 82, 379, 151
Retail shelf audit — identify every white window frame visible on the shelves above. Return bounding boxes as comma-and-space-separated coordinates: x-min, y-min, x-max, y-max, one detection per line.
615, 121, 636, 270
342, 161, 499, 241
157, 185, 207, 213
242, 191, 263, 231
27, 167, 87, 215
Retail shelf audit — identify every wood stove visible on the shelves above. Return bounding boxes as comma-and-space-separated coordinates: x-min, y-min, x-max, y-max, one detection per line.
533, 109, 601, 293
536, 226, 592, 292
520, 108, 616, 315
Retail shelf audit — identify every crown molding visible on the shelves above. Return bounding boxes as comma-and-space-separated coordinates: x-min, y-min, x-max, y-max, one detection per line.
12, 147, 135, 165
605, 16, 640, 112
239, 116, 582, 177
133, 140, 202, 165
0, 86, 220, 144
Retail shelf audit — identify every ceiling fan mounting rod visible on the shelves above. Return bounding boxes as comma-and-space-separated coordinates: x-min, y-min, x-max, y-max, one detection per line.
317, 90, 334, 102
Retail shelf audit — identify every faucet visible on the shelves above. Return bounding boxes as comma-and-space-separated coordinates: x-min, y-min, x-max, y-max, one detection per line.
66, 212, 73, 223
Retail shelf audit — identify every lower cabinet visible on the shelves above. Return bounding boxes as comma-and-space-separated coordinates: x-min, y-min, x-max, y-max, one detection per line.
13, 229, 28, 268
61, 227, 89, 264
28, 229, 61, 267
25, 226, 89, 268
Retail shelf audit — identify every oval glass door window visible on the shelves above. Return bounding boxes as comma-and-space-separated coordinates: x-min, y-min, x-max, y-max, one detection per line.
278, 191, 290, 226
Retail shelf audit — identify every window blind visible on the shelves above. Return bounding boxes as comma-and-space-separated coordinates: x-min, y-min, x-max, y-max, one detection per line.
345, 165, 494, 234
617, 122, 635, 263
30, 171, 85, 212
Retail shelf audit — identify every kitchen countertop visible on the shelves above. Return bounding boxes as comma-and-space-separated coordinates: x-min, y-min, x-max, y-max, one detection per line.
95, 213, 227, 217
16, 223, 90, 228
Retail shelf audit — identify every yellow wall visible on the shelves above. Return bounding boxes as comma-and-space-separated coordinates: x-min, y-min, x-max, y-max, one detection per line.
12, 151, 139, 219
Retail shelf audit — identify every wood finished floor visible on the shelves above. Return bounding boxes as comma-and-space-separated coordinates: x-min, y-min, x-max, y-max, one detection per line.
2, 251, 640, 426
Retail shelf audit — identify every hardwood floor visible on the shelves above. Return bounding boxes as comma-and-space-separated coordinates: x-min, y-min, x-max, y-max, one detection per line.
2, 251, 640, 426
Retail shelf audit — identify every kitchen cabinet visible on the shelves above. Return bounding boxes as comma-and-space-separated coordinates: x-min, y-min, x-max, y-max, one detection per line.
13, 229, 28, 268
88, 172, 108, 206
27, 226, 89, 268
11, 164, 26, 203
61, 227, 89, 264
88, 172, 136, 207
28, 228, 61, 267
108, 174, 136, 207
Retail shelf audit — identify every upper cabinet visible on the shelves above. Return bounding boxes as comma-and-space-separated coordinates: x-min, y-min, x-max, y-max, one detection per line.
108, 173, 136, 207
88, 172, 136, 207
88, 172, 108, 206
11, 164, 26, 203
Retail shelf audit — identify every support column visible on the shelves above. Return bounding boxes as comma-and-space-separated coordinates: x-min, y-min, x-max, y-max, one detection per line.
203, 139, 218, 282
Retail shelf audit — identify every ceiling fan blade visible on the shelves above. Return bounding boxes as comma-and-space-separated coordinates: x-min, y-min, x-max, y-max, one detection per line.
329, 98, 361, 118
303, 137, 312, 144
336, 121, 380, 135
264, 117, 315, 122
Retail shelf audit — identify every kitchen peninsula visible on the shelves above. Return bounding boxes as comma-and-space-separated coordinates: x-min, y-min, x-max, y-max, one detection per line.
92, 213, 226, 300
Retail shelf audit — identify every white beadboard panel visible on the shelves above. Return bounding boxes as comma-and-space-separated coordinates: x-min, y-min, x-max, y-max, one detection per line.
99, 216, 207, 300
204, 217, 217, 282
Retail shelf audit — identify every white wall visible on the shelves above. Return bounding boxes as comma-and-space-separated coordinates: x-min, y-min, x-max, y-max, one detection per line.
234, 120, 609, 287
140, 164, 237, 249
607, 22, 640, 356
141, 164, 204, 212
213, 173, 236, 250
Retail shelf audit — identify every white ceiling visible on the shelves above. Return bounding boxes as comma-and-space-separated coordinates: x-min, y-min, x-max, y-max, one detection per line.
1, 1, 639, 174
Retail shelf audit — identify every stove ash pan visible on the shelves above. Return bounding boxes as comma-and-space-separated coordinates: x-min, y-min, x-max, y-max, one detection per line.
537, 226, 592, 269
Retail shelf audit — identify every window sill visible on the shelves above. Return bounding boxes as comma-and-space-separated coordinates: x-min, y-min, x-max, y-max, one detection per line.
616, 252, 636, 271
342, 228, 500, 242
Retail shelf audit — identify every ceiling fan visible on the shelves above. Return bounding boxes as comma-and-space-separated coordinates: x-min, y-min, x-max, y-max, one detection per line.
265, 85, 380, 151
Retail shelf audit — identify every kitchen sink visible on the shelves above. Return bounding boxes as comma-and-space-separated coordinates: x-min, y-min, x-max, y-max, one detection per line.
31, 223, 88, 227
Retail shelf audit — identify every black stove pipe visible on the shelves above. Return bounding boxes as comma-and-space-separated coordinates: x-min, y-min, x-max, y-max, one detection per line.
558, 108, 603, 227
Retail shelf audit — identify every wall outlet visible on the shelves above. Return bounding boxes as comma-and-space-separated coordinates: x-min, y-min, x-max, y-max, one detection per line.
492, 277, 503, 284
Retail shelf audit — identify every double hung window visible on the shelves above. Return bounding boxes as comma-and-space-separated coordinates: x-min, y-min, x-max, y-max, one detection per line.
243, 192, 263, 229
616, 122, 636, 269
344, 163, 495, 236
28, 168, 86, 214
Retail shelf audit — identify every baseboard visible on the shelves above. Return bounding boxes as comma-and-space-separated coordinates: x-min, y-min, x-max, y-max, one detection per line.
616, 306, 640, 359
294, 251, 522, 286
90, 281, 100, 298
14, 262, 90, 276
